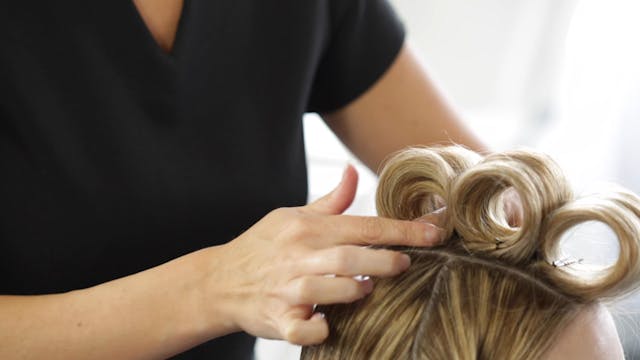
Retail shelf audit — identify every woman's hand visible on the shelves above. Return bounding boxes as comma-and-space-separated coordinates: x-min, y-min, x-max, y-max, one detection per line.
0, 165, 446, 358
205, 165, 444, 345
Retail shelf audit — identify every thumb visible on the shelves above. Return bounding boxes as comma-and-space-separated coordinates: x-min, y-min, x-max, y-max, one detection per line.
308, 164, 358, 215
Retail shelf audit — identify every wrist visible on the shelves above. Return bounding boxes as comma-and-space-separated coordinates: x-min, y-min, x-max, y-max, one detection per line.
187, 245, 241, 339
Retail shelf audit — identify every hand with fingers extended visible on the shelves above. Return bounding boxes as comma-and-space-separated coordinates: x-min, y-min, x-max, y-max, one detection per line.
210, 165, 444, 345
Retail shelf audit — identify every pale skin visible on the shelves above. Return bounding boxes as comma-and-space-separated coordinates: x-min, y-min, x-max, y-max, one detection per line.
0, 1, 623, 359
545, 304, 625, 359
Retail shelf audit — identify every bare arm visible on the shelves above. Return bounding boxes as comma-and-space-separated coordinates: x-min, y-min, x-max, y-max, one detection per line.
0, 247, 230, 360
0, 167, 441, 358
322, 44, 488, 173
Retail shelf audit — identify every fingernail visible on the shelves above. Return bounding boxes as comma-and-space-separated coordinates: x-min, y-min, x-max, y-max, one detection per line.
362, 279, 374, 294
425, 224, 445, 244
401, 254, 411, 270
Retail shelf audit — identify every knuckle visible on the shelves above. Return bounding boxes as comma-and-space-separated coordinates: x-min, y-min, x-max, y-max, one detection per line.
288, 216, 311, 239
362, 217, 383, 241
332, 248, 354, 274
292, 278, 315, 304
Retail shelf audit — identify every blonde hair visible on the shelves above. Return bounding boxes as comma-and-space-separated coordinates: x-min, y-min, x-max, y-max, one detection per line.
301, 146, 640, 360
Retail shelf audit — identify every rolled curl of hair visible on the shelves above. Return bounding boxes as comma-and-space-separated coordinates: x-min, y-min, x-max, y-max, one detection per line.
376, 146, 481, 238
377, 146, 640, 302
537, 188, 640, 302
449, 150, 573, 264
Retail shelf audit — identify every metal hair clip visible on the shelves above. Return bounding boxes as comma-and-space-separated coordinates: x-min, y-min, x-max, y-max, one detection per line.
495, 238, 506, 250
551, 257, 584, 268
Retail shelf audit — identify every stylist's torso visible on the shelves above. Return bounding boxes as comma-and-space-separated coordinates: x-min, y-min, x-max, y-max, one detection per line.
0, 0, 405, 357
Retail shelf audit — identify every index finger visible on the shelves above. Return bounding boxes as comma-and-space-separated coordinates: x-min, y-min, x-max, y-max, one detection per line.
327, 215, 445, 247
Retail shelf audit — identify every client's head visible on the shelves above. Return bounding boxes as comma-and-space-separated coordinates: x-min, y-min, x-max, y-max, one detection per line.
301, 146, 640, 359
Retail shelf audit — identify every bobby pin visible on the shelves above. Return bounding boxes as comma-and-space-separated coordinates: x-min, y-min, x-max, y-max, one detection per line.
551, 257, 584, 268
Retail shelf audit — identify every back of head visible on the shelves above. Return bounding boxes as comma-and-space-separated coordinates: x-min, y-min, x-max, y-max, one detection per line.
301, 146, 640, 360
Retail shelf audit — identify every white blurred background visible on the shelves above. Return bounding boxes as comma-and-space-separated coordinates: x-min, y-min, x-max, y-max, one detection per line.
257, 0, 640, 358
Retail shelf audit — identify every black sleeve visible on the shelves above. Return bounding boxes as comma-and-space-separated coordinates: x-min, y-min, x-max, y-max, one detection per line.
306, 0, 406, 114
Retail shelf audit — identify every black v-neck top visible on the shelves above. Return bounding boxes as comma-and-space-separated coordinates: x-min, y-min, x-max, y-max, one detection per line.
0, 0, 404, 357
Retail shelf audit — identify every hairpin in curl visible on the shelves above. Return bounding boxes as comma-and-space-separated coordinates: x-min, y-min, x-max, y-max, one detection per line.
495, 238, 506, 250
551, 257, 584, 268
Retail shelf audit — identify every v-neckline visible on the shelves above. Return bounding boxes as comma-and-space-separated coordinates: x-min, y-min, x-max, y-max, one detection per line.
127, 0, 190, 59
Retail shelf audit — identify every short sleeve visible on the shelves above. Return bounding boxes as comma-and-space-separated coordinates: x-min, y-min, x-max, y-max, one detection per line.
306, 0, 405, 114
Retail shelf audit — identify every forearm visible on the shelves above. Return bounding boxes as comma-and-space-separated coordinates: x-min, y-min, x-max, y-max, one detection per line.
0, 246, 234, 360
0, 174, 444, 357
